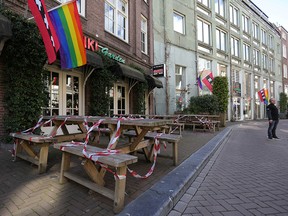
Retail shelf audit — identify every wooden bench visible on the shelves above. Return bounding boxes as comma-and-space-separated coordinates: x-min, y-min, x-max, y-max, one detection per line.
179, 115, 220, 132
123, 131, 182, 166
54, 143, 138, 213
167, 122, 185, 135
10, 133, 57, 174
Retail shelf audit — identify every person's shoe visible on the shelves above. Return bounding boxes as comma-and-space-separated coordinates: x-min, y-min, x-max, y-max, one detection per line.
273, 137, 280, 140
268, 137, 273, 140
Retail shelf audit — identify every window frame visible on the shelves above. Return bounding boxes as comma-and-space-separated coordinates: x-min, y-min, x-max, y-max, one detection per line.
197, 19, 211, 45
231, 37, 239, 57
104, 0, 129, 42
216, 28, 227, 51
243, 43, 250, 62
215, 0, 225, 17
141, 15, 148, 54
229, 4, 239, 26
173, 11, 185, 34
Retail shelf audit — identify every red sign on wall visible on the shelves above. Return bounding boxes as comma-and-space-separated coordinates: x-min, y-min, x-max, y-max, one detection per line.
152, 64, 165, 77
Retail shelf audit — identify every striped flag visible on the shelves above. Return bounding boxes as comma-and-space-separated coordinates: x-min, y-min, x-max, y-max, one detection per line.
197, 70, 203, 89
28, 0, 60, 64
258, 88, 269, 104
202, 71, 214, 92
48, 0, 86, 69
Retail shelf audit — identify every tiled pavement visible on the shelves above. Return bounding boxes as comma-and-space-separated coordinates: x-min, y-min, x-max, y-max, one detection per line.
0, 125, 219, 216
169, 120, 288, 216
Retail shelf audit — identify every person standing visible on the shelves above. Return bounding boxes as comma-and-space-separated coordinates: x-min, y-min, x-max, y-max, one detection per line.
267, 98, 280, 140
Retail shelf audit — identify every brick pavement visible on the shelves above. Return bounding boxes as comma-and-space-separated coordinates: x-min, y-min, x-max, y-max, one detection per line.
169, 120, 288, 216
0, 126, 218, 216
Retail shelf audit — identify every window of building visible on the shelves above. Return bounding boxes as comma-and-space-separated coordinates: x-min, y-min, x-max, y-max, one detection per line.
284, 64, 288, 78
253, 49, 260, 66
282, 32, 287, 40
242, 14, 249, 33
231, 37, 239, 57
175, 65, 187, 111
141, 15, 148, 54
217, 63, 227, 77
269, 57, 274, 71
229, 4, 239, 26
43, 71, 82, 116
173, 11, 185, 34
105, 0, 128, 41
216, 29, 226, 51
58, 0, 85, 16
262, 54, 267, 69
215, 0, 225, 17
198, 0, 210, 7
197, 19, 211, 45
261, 29, 267, 45
243, 43, 250, 62
252, 22, 259, 40
283, 45, 287, 58
268, 34, 274, 49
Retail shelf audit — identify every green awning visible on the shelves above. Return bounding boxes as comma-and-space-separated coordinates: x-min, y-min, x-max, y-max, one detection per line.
86, 50, 103, 68
146, 74, 163, 89
116, 63, 146, 82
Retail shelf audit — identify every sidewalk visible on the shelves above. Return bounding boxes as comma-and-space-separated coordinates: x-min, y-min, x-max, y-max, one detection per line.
169, 120, 288, 216
0, 124, 225, 216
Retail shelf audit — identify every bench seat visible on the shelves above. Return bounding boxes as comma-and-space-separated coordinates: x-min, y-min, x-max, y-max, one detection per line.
123, 131, 181, 165
10, 133, 57, 173
54, 142, 138, 213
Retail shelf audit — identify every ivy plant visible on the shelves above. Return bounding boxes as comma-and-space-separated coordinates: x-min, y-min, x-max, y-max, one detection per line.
1, 10, 47, 135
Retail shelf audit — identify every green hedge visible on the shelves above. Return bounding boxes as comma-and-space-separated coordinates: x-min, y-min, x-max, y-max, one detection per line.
188, 95, 219, 114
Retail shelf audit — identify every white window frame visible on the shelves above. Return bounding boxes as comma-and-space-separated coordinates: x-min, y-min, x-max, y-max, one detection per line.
243, 43, 250, 62
215, 0, 225, 17
262, 53, 267, 69
57, 0, 85, 17
261, 29, 267, 45
253, 49, 260, 66
284, 64, 288, 78
197, 19, 211, 45
105, 0, 128, 42
198, 0, 210, 8
242, 14, 249, 33
269, 57, 274, 71
141, 15, 148, 54
173, 11, 185, 34
229, 4, 239, 26
252, 22, 259, 40
268, 34, 274, 49
231, 37, 239, 57
216, 28, 227, 51
283, 45, 287, 58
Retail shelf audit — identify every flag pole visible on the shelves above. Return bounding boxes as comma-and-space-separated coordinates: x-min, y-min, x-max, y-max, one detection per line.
27, 0, 76, 20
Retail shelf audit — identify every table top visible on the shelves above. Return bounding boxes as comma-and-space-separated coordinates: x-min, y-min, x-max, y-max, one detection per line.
42, 115, 173, 127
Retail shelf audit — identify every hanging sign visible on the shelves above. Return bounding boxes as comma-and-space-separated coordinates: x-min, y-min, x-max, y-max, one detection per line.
152, 64, 166, 77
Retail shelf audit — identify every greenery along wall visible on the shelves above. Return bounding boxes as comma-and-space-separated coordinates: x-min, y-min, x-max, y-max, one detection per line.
1, 9, 47, 135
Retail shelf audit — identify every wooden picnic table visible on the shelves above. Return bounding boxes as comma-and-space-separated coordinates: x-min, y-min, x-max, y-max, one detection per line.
42, 115, 173, 153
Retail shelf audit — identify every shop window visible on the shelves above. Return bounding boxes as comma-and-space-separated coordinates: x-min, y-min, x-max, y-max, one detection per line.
175, 65, 186, 111
43, 71, 82, 116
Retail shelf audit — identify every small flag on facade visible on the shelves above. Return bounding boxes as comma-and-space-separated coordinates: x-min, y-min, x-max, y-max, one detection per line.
49, 0, 87, 69
197, 70, 203, 90
202, 71, 214, 92
258, 88, 269, 104
28, 0, 60, 64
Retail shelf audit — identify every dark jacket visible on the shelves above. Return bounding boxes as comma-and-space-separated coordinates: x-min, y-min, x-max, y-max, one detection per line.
266, 103, 279, 120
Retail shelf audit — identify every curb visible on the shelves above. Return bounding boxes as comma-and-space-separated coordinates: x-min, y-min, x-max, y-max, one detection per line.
117, 126, 233, 216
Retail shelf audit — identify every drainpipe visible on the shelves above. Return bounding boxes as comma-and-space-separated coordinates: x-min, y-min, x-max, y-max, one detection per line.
164, 0, 169, 115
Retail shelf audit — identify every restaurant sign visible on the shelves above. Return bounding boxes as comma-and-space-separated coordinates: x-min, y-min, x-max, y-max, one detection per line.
152, 64, 166, 77
84, 36, 125, 64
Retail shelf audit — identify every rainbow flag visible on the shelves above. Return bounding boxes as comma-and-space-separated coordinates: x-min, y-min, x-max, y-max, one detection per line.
49, 1, 86, 69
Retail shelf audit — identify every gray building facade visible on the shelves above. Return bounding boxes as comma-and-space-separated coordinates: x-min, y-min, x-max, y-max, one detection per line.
153, 0, 282, 121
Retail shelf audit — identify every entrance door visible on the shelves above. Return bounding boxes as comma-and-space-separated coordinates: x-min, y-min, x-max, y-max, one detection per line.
43, 70, 83, 116
109, 83, 128, 116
